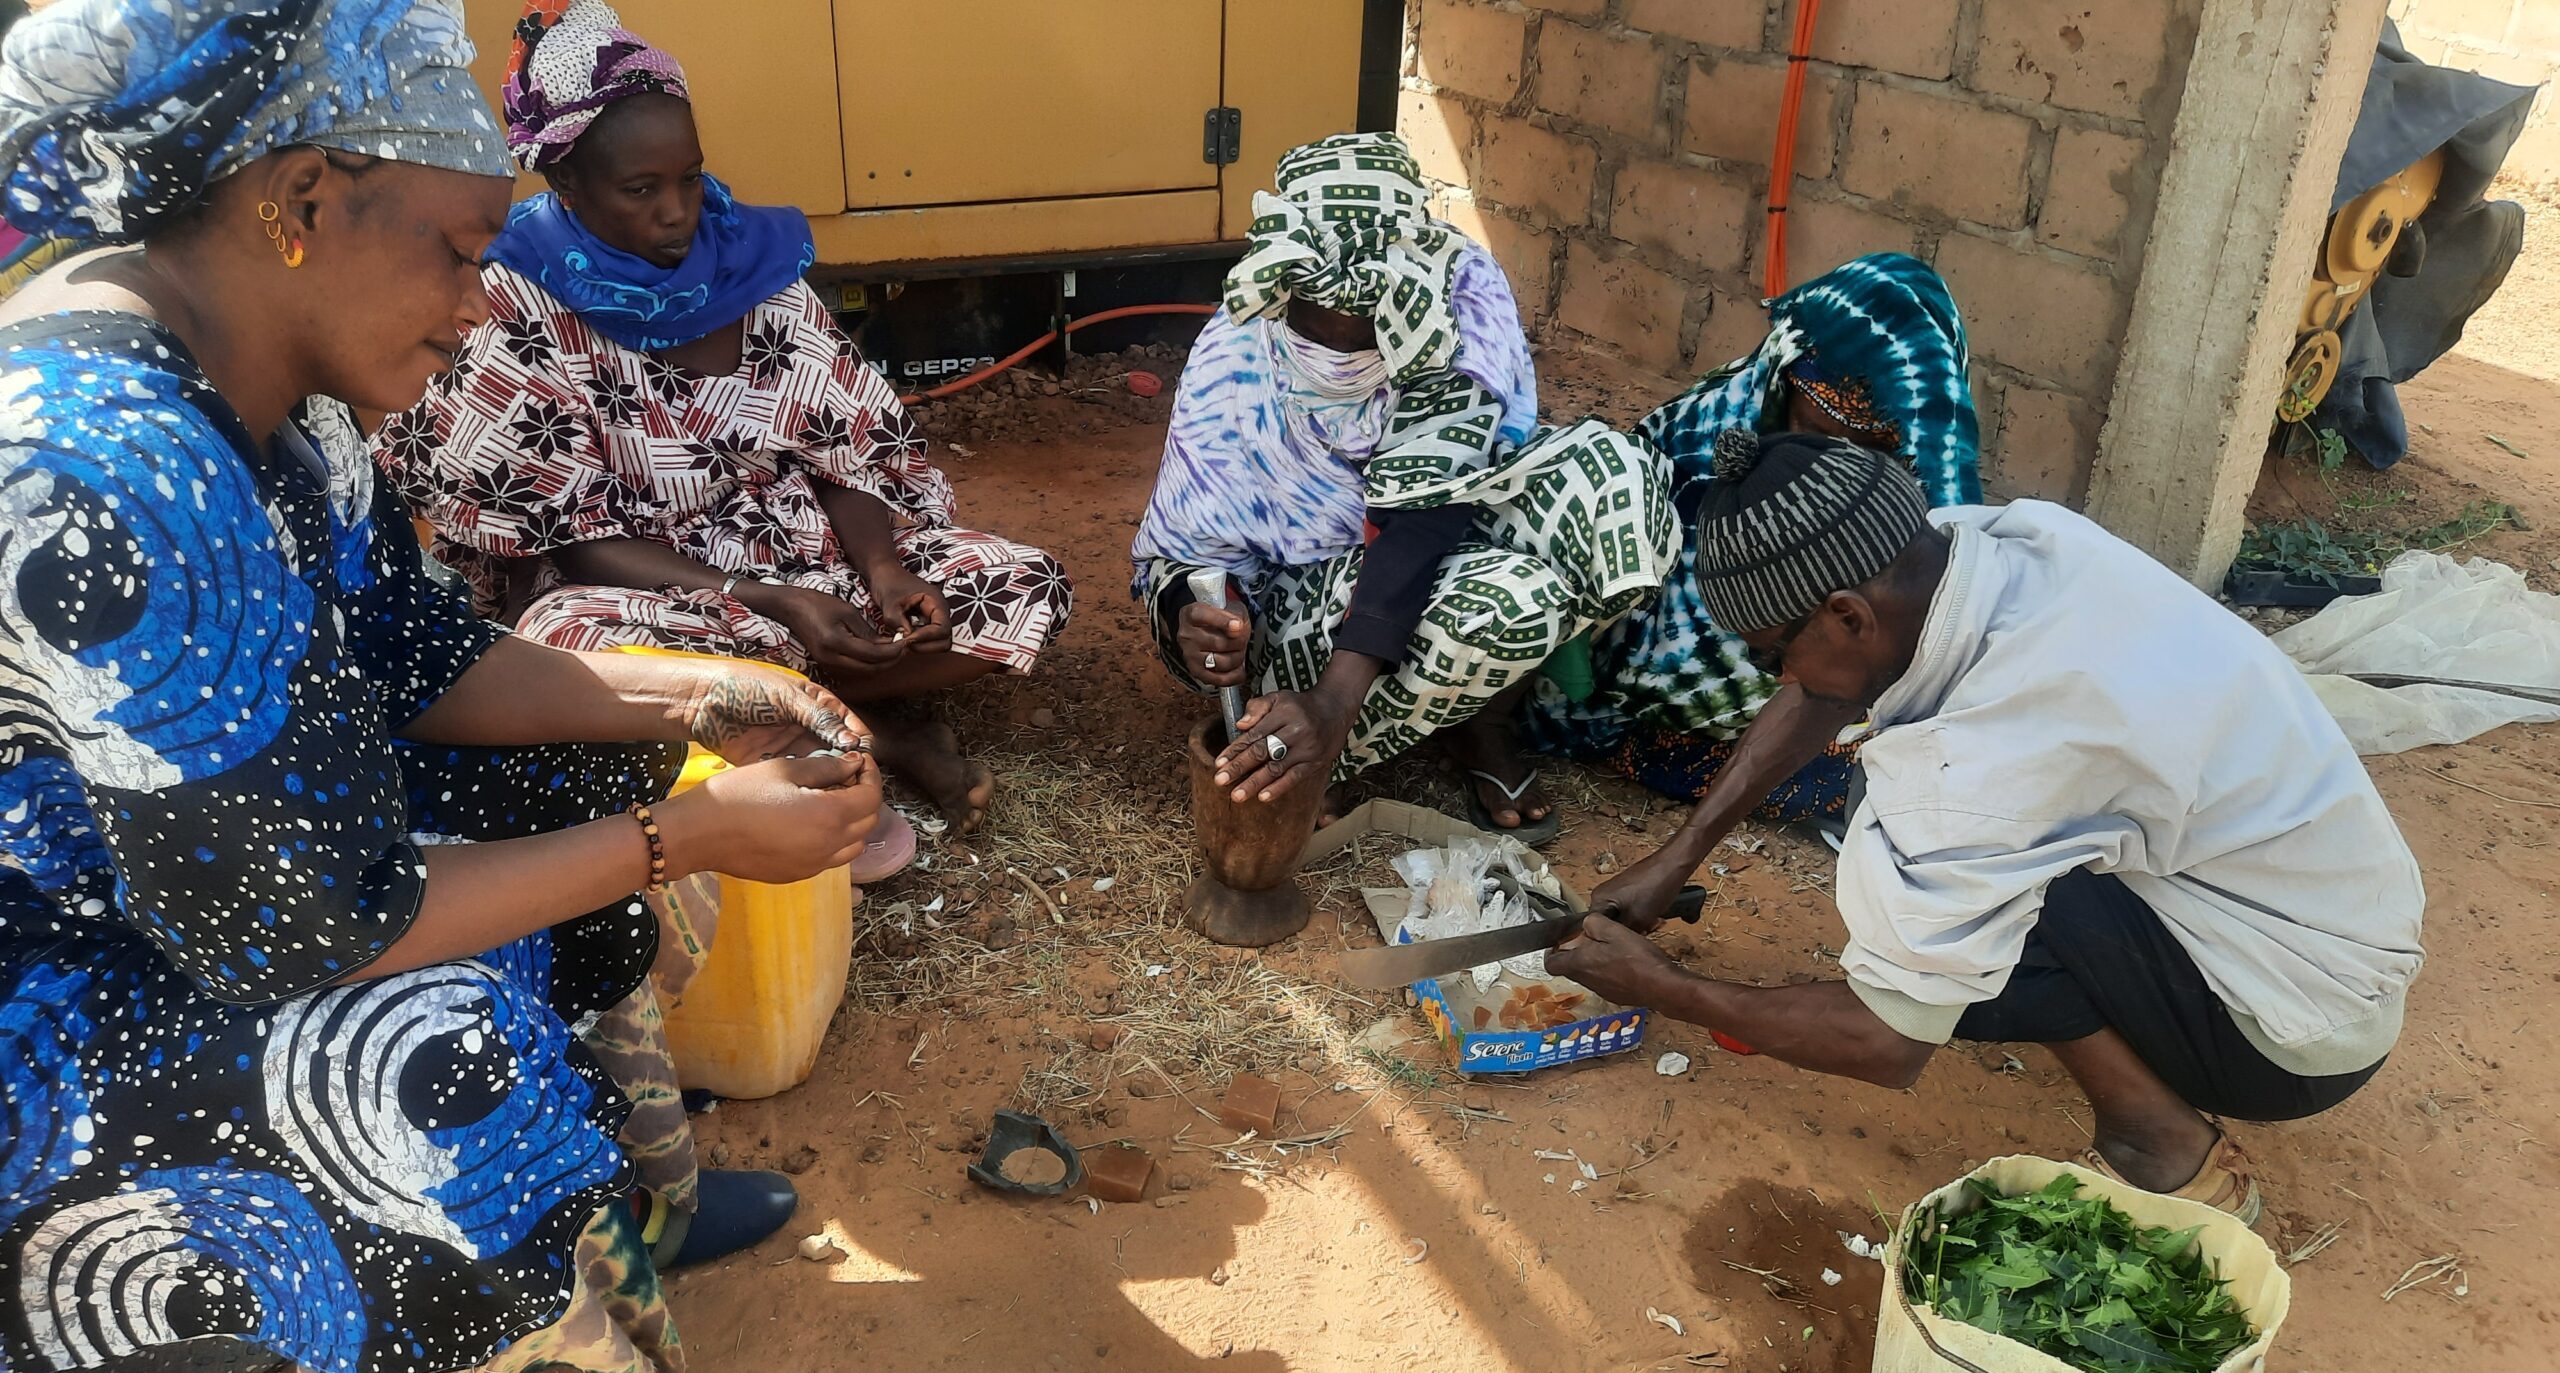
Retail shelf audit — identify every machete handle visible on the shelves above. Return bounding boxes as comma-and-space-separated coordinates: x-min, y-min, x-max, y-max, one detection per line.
1668, 884, 1709, 923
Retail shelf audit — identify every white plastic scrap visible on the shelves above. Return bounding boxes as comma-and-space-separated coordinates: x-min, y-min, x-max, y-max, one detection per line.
1576, 1160, 1599, 1181
1392, 837, 1571, 990
1645, 1307, 1686, 1337
1839, 1231, 1880, 1261
1820, 1268, 1844, 1287
1655, 1051, 1691, 1077
1092, 877, 1116, 892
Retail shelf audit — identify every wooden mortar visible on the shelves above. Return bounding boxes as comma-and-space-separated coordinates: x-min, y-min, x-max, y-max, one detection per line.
1183, 716, 1322, 947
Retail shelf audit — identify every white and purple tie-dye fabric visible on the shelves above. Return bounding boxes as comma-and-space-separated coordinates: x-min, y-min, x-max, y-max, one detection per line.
1131, 241, 1536, 594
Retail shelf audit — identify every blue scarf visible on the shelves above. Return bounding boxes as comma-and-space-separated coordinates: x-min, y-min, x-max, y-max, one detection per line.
486, 173, 816, 352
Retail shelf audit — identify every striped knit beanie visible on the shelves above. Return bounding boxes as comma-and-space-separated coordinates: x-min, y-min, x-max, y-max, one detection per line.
1694, 430, 1931, 633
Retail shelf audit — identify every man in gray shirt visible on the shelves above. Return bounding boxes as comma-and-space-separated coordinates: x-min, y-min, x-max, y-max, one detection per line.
1554, 431, 2425, 1222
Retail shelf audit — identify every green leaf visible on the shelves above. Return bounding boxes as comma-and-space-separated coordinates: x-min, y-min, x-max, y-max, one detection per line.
2084, 1297, 2139, 1330
2068, 1320, 2182, 1368
2107, 1258, 2157, 1296
2137, 1224, 2203, 1261
1979, 1240, 2053, 1290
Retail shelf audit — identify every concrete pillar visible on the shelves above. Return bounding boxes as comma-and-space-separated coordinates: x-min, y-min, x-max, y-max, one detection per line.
2084, 0, 2392, 587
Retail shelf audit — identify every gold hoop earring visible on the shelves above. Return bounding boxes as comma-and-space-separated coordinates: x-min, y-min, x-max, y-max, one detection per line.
257, 199, 303, 267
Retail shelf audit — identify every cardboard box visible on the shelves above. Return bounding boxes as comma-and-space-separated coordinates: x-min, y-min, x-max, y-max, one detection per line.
1305, 800, 1650, 1075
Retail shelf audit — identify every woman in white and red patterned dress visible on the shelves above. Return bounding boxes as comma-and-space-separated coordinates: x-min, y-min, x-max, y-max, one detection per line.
378, 1, 1067, 831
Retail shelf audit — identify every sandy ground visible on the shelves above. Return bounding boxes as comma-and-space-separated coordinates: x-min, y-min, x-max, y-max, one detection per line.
660, 204, 2560, 1372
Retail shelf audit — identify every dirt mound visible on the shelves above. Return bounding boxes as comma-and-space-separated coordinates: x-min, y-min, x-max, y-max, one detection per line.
912, 341, 1192, 449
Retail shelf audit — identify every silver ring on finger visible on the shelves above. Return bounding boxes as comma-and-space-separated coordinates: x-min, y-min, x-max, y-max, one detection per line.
1263, 733, 1290, 764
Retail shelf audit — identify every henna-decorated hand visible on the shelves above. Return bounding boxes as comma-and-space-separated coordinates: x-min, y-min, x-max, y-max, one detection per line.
682, 663, 869, 765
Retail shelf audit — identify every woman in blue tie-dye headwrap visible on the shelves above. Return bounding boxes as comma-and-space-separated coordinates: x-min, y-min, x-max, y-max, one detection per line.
0, 4, 883, 1369
1523, 253, 1982, 837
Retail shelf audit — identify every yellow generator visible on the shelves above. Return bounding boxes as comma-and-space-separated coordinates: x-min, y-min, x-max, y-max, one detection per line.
463, 1, 1381, 272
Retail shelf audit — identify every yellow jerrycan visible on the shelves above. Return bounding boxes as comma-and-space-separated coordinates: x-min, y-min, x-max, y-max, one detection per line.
617, 646, 857, 1099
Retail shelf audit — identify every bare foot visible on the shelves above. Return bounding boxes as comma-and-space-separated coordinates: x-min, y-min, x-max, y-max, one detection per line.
1442, 711, 1552, 831
869, 719, 995, 834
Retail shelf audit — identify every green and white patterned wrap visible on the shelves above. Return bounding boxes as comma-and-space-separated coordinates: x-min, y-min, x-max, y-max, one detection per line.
1222, 132, 1470, 386
1149, 419, 1677, 779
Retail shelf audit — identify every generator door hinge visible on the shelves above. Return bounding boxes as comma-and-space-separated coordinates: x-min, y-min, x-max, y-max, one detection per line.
1203, 107, 1243, 165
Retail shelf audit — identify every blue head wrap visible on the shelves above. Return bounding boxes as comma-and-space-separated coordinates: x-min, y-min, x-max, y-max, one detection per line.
0, 0, 510, 243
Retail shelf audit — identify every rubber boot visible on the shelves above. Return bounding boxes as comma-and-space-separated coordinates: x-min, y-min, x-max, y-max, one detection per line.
647, 1169, 799, 1271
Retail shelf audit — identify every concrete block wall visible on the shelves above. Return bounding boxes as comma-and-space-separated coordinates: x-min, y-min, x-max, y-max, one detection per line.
2388, 0, 2559, 185
1399, 0, 2204, 504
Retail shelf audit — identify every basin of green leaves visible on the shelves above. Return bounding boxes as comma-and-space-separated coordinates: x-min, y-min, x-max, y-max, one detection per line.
1902, 1174, 2258, 1373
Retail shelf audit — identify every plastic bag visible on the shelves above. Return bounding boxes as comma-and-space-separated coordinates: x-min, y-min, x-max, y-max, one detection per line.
2272, 550, 2560, 753
1392, 836, 1567, 990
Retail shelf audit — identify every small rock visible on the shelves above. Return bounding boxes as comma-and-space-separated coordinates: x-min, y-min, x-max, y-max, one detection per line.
858, 1143, 887, 1164
1167, 1171, 1197, 1192
1460, 1090, 1495, 1113
796, 1233, 842, 1262
1296, 1052, 1323, 1073
1030, 707, 1058, 729
1085, 1026, 1119, 1052
779, 1144, 821, 1175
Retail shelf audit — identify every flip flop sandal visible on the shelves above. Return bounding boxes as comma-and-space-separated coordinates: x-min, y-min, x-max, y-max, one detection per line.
1464, 767, 1562, 847
2079, 1126, 2264, 1225
846, 806, 918, 885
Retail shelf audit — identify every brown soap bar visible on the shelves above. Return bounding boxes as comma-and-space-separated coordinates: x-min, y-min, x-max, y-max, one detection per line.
1218, 1073, 1282, 1135
1083, 1145, 1154, 1203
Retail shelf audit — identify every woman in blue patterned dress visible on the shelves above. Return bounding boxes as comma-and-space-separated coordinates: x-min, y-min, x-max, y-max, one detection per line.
0, 3, 880, 1370
1523, 253, 1982, 832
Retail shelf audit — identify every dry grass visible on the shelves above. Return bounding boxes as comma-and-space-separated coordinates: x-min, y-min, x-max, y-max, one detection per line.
835, 669, 1688, 1131
840, 677, 1396, 1115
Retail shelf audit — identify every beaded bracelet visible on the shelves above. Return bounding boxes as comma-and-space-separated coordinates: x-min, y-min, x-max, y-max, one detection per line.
629, 802, 668, 892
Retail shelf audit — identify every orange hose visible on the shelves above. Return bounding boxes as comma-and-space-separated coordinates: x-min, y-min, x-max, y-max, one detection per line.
896, 302, 1220, 406
1764, 0, 1824, 299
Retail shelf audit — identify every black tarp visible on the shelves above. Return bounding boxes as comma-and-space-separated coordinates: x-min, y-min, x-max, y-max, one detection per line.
2313, 21, 2536, 469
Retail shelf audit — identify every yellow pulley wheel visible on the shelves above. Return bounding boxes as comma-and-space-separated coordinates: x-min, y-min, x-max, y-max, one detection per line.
2299, 277, 2352, 334
2327, 189, 2403, 283
2276, 330, 2343, 423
